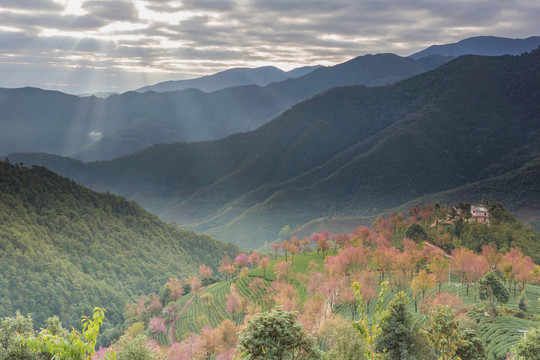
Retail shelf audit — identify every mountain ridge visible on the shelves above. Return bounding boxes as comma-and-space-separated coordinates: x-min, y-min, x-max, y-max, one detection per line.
135, 65, 322, 93
3, 36, 539, 162
9, 49, 540, 248
1, 53, 450, 162
409, 35, 540, 59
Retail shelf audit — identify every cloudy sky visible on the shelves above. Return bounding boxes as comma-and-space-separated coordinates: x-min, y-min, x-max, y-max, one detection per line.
0, 0, 538, 94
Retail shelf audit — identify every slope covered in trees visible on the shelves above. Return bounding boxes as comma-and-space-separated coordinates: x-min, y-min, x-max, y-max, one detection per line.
0, 161, 239, 332
395, 157, 540, 231
11, 48, 540, 248
107, 203, 540, 360
0, 53, 448, 162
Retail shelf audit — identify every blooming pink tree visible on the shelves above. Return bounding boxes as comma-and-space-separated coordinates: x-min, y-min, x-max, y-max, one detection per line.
249, 251, 260, 268
452, 247, 488, 297
307, 270, 345, 322
317, 238, 331, 259
333, 233, 350, 251
198, 326, 218, 360
199, 264, 214, 280
94, 347, 114, 360
147, 293, 163, 316
311, 231, 330, 256
342, 245, 368, 272
504, 247, 535, 294
354, 269, 377, 313
428, 255, 449, 293
271, 243, 282, 259
419, 292, 467, 315
274, 260, 293, 281
271, 280, 299, 311
258, 256, 271, 278
215, 319, 239, 360
218, 256, 235, 278
300, 237, 311, 254
168, 334, 201, 360
166, 278, 184, 302
248, 277, 265, 295
375, 242, 399, 282
225, 293, 239, 314
284, 237, 300, 262
481, 244, 503, 270
234, 253, 249, 268
351, 226, 373, 246
149, 316, 167, 334
324, 254, 349, 277
191, 277, 203, 295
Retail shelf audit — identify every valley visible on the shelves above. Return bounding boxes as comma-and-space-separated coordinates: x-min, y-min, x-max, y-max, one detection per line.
1, 34, 540, 360
9, 47, 540, 249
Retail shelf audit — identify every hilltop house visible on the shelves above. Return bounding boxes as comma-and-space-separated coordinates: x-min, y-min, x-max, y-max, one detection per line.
471, 205, 489, 223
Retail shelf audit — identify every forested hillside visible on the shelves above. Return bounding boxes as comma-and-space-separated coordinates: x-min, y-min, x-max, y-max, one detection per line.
11, 49, 540, 248
0, 53, 448, 162
100, 202, 540, 360
0, 161, 239, 332
397, 157, 540, 230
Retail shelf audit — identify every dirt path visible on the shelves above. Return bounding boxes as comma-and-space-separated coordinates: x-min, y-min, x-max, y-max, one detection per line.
423, 241, 453, 259
229, 280, 251, 321
167, 314, 178, 345
229, 280, 241, 301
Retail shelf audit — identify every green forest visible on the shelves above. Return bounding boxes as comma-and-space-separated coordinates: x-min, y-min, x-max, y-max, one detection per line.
4, 183, 538, 359
0, 160, 239, 337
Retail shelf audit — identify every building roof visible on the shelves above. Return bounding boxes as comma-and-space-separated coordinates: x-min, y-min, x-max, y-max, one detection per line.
471, 206, 488, 212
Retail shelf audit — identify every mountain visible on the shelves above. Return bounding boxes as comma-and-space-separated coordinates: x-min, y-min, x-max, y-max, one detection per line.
289, 155, 540, 243
135, 65, 322, 93
0, 53, 449, 161
10, 49, 540, 248
397, 157, 540, 230
409, 35, 540, 59
0, 160, 239, 331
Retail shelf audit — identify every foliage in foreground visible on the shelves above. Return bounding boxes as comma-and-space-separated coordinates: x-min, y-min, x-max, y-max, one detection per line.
512, 326, 540, 360
237, 306, 322, 359
17, 308, 115, 360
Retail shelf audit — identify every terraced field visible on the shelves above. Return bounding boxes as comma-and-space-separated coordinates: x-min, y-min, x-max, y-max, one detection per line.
468, 312, 539, 360
172, 281, 232, 342
166, 251, 540, 358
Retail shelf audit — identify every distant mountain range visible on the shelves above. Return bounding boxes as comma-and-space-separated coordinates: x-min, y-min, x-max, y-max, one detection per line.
409, 35, 540, 59
0, 54, 449, 161
2, 36, 539, 162
10, 47, 540, 248
135, 65, 322, 93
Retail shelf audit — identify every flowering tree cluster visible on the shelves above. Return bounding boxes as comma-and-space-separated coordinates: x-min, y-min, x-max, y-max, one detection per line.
113, 202, 540, 360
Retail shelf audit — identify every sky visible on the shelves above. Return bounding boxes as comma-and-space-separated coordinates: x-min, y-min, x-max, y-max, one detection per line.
0, 0, 539, 94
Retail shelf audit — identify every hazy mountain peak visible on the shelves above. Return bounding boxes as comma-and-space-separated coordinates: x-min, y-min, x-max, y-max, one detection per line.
409, 35, 540, 59
136, 64, 322, 93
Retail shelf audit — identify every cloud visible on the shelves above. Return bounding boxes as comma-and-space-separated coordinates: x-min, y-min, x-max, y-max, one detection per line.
143, 0, 236, 12
82, 0, 140, 22
0, 0, 539, 93
180, 0, 236, 11
0, 0, 62, 11
0, 11, 107, 32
